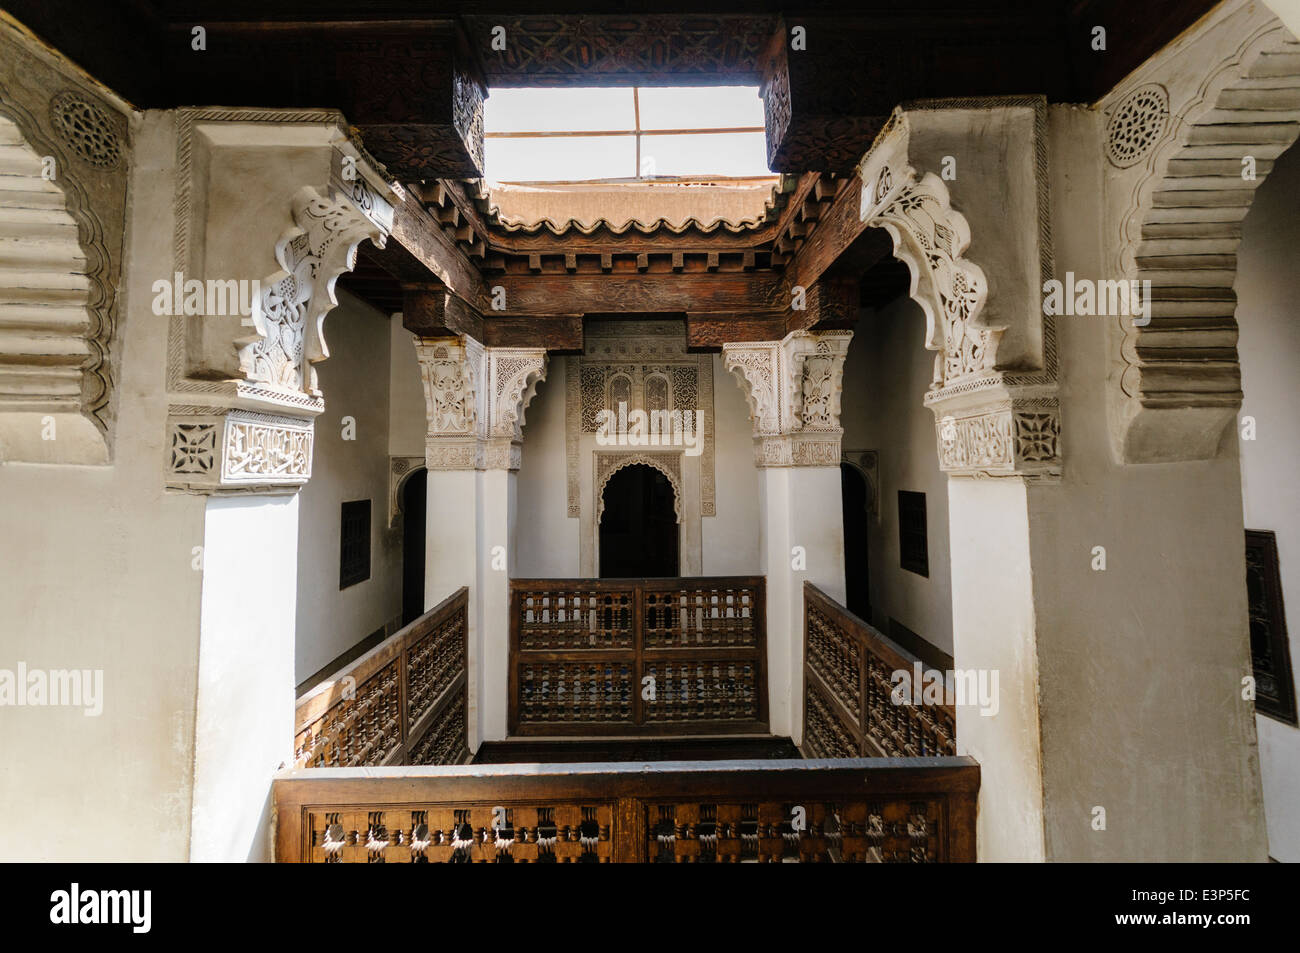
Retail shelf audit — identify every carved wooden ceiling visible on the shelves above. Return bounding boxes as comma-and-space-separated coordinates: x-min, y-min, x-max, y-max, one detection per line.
11, 1, 1219, 175
4, 0, 1220, 349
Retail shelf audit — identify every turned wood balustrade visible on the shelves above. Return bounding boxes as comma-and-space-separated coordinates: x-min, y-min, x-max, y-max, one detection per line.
508, 577, 767, 736
803, 583, 957, 759
273, 758, 979, 862
294, 587, 469, 768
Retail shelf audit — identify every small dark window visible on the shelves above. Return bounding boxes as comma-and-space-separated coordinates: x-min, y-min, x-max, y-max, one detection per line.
340, 499, 372, 590
898, 490, 928, 577
1246, 530, 1296, 726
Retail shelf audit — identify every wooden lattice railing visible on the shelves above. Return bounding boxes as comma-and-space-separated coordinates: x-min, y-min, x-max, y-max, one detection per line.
294, 587, 469, 768
508, 576, 767, 735
273, 757, 978, 862
803, 583, 956, 759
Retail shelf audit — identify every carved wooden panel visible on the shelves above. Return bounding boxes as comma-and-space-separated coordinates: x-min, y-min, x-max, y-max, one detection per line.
274, 759, 979, 863
642, 583, 759, 649
805, 678, 859, 760
642, 659, 760, 724
405, 606, 467, 728
406, 689, 469, 768
806, 602, 863, 722
516, 586, 635, 651
295, 587, 469, 768
647, 798, 947, 863
517, 659, 635, 727
463, 14, 774, 87
803, 583, 956, 760
510, 577, 766, 735
305, 803, 613, 863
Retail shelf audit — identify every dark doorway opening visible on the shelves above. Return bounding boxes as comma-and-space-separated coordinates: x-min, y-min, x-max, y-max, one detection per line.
599, 464, 679, 578
841, 462, 872, 622
401, 468, 428, 625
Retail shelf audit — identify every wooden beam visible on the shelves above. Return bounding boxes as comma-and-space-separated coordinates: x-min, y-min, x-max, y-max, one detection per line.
784, 173, 892, 302
371, 195, 489, 316
483, 315, 584, 352
491, 273, 784, 316
787, 275, 860, 334
401, 284, 483, 341
686, 313, 788, 349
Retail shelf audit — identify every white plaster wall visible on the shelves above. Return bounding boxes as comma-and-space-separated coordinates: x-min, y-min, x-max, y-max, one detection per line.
294, 291, 402, 682
388, 314, 426, 458
703, 353, 762, 575
841, 302, 954, 653
0, 110, 207, 861
1235, 140, 1300, 863
515, 360, 579, 576
1028, 105, 1266, 860
190, 494, 298, 862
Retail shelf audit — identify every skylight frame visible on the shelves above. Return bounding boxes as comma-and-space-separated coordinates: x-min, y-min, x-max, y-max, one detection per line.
484, 85, 769, 183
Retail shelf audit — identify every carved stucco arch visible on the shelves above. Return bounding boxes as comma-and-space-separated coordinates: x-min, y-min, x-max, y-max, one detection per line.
0, 94, 124, 464
388, 456, 427, 527
164, 111, 398, 492
1108, 6, 1300, 462
242, 185, 387, 397
594, 453, 684, 524
858, 119, 998, 393
854, 104, 1060, 479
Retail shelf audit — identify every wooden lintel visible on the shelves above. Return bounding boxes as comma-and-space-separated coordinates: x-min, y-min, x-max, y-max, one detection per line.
384, 196, 487, 310
686, 312, 788, 349
786, 275, 861, 334
785, 173, 892, 301
483, 315, 584, 352
493, 273, 783, 316
402, 284, 484, 341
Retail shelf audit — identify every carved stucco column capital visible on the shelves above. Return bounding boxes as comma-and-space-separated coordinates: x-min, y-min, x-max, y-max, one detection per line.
855, 103, 1062, 480
416, 337, 547, 471
165, 135, 395, 494
722, 329, 852, 468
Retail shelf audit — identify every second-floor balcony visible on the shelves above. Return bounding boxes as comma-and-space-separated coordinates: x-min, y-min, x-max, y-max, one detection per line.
282, 577, 978, 862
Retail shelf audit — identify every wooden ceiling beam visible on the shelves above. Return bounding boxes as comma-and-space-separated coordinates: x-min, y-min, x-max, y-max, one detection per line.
788, 275, 860, 334
488, 273, 784, 316
371, 194, 490, 306
484, 315, 584, 352
685, 312, 788, 349
783, 173, 893, 303
402, 284, 484, 341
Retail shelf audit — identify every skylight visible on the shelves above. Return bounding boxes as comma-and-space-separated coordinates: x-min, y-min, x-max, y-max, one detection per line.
483, 86, 773, 183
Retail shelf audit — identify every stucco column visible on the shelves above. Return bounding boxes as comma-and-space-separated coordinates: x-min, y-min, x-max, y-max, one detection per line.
723, 330, 851, 743
417, 337, 546, 749
852, 90, 1265, 859
157, 114, 394, 860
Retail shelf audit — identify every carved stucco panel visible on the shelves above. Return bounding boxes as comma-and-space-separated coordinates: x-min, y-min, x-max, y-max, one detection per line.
565, 322, 715, 517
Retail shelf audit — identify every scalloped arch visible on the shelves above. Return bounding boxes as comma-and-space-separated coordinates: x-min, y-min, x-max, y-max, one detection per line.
595, 455, 683, 524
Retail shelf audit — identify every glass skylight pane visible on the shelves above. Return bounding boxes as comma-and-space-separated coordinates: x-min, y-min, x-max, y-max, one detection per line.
485, 87, 634, 133
637, 86, 764, 130
638, 132, 771, 178
486, 134, 637, 182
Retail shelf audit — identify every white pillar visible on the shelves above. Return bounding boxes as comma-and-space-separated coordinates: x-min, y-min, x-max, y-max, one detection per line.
757, 464, 846, 741
190, 494, 299, 862
947, 478, 1046, 862
417, 338, 546, 750
159, 115, 393, 860
425, 466, 481, 746
724, 330, 851, 743
477, 465, 518, 741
